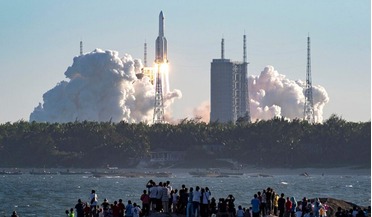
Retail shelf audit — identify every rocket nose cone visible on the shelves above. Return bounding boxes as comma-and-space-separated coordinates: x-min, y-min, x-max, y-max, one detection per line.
160, 11, 164, 18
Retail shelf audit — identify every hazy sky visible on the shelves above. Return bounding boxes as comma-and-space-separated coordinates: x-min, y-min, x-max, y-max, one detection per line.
0, 1, 370, 123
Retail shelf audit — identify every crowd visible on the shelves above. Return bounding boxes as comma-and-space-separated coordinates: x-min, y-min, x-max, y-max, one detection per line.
64, 180, 371, 217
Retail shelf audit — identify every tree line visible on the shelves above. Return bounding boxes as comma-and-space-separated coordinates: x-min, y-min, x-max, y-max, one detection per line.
0, 114, 370, 168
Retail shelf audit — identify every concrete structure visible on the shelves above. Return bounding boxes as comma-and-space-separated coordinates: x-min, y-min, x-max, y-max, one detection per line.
210, 37, 250, 124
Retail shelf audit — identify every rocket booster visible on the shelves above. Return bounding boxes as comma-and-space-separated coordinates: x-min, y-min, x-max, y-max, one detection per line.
155, 11, 168, 63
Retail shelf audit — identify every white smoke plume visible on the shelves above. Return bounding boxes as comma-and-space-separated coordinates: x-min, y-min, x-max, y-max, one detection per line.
192, 100, 210, 123
249, 65, 329, 122
193, 65, 329, 123
30, 49, 182, 123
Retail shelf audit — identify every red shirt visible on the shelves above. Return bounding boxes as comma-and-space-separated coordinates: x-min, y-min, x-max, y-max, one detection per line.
285, 200, 292, 211
141, 194, 150, 204
112, 205, 120, 217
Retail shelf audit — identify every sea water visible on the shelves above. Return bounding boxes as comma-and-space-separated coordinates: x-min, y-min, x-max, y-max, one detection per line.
0, 171, 370, 216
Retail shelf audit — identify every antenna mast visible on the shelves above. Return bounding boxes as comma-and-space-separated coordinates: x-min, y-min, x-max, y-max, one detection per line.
243, 34, 247, 63
144, 41, 147, 67
80, 41, 83, 56
221, 38, 225, 59
243, 34, 251, 122
304, 35, 315, 123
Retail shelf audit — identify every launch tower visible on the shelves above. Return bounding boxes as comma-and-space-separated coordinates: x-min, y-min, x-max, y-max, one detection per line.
304, 35, 315, 123
153, 11, 167, 124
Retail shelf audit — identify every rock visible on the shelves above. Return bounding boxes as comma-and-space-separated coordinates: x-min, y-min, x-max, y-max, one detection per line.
298, 197, 367, 217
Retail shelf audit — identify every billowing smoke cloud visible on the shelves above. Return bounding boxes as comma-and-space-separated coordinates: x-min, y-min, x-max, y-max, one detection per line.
192, 100, 210, 123
30, 49, 182, 123
193, 65, 329, 123
249, 65, 329, 122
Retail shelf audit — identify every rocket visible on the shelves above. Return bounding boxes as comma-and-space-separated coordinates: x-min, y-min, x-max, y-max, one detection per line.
155, 11, 168, 64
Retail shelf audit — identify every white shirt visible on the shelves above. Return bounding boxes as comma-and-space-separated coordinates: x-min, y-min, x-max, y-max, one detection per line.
132, 206, 141, 217
90, 193, 97, 206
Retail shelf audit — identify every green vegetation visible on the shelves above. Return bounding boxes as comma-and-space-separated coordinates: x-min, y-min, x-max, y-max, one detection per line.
0, 114, 370, 168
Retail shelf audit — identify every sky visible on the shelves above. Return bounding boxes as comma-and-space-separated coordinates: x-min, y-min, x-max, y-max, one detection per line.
0, 0, 370, 123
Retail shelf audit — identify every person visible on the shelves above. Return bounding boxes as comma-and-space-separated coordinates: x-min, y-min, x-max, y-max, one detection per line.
186, 187, 194, 217
83, 203, 91, 217
356, 209, 365, 217
90, 190, 98, 216
161, 182, 170, 213
112, 201, 120, 217
236, 205, 244, 217
146, 180, 154, 191
66, 210, 70, 217
295, 207, 303, 217
244, 207, 251, 217
313, 199, 321, 217
69, 208, 75, 217
75, 199, 85, 217
192, 186, 201, 217
179, 185, 188, 214
118, 199, 125, 217
210, 197, 217, 216
226, 194, 235, 217
98, 208, 104, 217
141, 190, 151, 216
217, 198, 227, 217
166, 180, 173, 211
125, 200, 134, 217
171, 189, 179, 213
261, 190, 267, 217
285, 197, 292, 217
273, 193, 279, 216
200, 188, 208, 217
101, 198, 110, 216
335, 207, 343, 217
351, 206, 358, 217
301, 197, 308, 217
205, 187, 211, 200
319, 205, 327, 217
250, 194, 260, 217
166, 180, 173, 192
278, 193, 286, 217
290, 197, 297, 217
149, 181, 158, 212
266, 188, 273, 215
156, 182, 163, 212
132, 202, 142, 217
11, 211, 19, 217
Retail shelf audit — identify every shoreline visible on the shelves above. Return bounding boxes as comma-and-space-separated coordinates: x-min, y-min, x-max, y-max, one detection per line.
0, 166, 370, 176
153, 167, 371, 176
